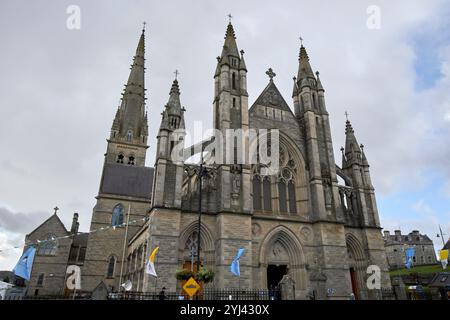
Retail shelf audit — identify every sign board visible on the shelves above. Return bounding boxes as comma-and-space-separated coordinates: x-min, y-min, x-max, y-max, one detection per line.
183, 277, 200, 297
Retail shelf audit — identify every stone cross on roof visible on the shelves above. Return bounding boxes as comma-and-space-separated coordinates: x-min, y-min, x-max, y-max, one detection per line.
53, 206, 59, 215
174, 69, 179, 80
266, 68, 276, 81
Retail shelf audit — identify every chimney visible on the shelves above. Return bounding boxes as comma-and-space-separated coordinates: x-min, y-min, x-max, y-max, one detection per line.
71, 213, 79, 234
394, 230, 401, 236
383, 230, 390, 238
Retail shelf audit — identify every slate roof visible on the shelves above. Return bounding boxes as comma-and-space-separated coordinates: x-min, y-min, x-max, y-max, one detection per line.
384, 231, 434, 245
249, 80, 293, 115
99, 163, 154, 199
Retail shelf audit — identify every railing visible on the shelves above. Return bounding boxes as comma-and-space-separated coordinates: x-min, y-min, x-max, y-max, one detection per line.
108, 291, 181, 300
204, 288, 281, 300
23, 292, 92, 300
107, 288, 281, 301
380, 288, 396, 300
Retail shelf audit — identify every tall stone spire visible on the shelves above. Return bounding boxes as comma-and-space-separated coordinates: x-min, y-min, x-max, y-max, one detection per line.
153, 76, 186, 208
222, 22, 240, 58
106, 28, 149, 166
158, 77, 185, 133
297, 44, 315, 80
344, 119, 362, 166
119, 28, 146, 137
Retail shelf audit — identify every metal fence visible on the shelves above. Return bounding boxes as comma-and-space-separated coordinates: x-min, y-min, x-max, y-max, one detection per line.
204, 288, 280, 300
23, 292, 92, 300
107, 288, 281, 301
380, 288, 396, 300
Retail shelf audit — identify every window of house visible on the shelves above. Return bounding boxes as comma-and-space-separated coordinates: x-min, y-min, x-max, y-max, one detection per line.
111, 204, 124, 227
38, 234, 58, 255
232, 73, 236, 90
107, 256, 116, 278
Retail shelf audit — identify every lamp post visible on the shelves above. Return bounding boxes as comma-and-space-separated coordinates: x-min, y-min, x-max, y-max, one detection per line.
185, 147, 216, 277
437, 225, 447, 247
196, 153, 206, 273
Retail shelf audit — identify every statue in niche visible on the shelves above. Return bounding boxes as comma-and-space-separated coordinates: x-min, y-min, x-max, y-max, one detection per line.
324, 183, 332, 206
232, 172, 241, 194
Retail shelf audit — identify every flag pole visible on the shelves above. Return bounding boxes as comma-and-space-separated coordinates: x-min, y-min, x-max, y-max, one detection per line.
118, 204, 131, 292
154, 254, 158, 292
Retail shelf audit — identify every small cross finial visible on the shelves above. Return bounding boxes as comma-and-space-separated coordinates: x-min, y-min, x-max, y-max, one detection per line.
345, 111, 349, 121
227, 13, 233, 23
174, 69, 179, 80
266, 68, 276, 80
53, 206, 59, 215
142, 21, 147, 31
299, 36, 304, 46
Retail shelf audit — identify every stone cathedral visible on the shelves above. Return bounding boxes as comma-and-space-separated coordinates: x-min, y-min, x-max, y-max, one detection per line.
24, 22, 392, 299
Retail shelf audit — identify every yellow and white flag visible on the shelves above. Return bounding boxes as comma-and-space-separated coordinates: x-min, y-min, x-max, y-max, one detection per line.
145, 247, 159, 277
439, 249, 449, 269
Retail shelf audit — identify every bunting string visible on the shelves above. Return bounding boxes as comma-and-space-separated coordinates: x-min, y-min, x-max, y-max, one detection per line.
0, 216, 150, 254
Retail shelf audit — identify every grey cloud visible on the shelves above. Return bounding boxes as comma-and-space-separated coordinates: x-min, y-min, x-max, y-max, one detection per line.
0, 207, 48, 235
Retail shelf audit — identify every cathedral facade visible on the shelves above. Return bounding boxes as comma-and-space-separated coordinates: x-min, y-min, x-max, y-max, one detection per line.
26, 22, 392, 300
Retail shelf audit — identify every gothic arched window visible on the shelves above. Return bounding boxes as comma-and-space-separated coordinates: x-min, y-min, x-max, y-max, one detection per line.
278, 180, 287, 212
117, 154, 124, 164
111, 204, 124, 227
263, 178, 272, 211
107, 256, 116, 278
128, 155, 135, 165
288, 180, 297, 213
232, 73, 236, 90
185, 231, 200, 252
38, 234, 58, 256
252, 175, 261, 210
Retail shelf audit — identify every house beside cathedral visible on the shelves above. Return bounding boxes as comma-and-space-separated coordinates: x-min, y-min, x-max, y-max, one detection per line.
383, 230, 438, 270
23, 22, 392, 300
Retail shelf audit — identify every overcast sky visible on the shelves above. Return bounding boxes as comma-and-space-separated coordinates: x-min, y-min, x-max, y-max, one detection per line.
1, 0, 450, 270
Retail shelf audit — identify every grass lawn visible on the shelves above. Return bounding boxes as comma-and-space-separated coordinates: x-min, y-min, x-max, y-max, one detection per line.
389, 264, 443, 276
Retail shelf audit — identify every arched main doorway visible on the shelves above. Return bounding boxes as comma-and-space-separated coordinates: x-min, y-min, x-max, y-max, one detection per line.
259, 226, 307, 295
346, 233, 368, 300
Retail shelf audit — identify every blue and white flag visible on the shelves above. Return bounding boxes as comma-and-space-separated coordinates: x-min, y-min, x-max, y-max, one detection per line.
230, 248, 245, 277
405, 247, 415, 269
13, 246, 36, 280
